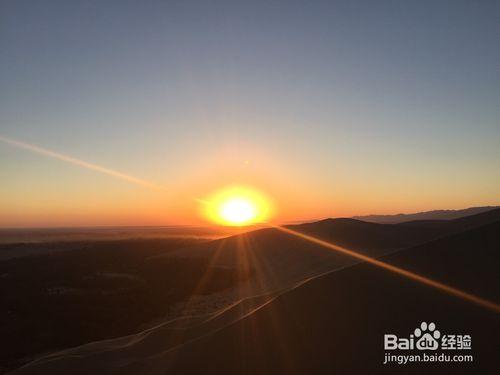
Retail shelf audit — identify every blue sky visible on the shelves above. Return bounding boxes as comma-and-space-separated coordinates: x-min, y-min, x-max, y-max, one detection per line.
1, 0, 499, 226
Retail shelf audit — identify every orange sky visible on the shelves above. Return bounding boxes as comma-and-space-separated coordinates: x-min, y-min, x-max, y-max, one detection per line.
1, 2, 499, 227
1, 136, 498, 228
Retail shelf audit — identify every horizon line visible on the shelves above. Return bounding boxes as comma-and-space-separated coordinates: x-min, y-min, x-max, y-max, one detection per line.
1, 204, 499, 230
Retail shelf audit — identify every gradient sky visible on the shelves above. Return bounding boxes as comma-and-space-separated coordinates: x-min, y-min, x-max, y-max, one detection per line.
1, 0, 499, 227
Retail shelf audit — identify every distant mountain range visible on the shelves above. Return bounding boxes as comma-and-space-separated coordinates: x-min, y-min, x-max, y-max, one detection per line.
352, 206, 499, 224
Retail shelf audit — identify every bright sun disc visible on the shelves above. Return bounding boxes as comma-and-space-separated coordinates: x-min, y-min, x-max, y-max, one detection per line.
220, 198, 257, 224
202, 186, 273, 226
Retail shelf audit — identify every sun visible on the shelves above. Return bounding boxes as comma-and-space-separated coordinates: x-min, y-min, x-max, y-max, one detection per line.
202, 186, 273, 226
219, 198, 257, 225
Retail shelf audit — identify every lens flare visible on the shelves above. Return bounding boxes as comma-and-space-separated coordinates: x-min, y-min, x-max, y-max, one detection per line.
0, 135, 166, 191
202, 186, 273, 226
272, 224, 500, 313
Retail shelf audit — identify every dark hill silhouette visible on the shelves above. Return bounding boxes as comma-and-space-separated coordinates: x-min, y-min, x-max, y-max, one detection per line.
153, 208, 500, 296
353, 206, 498, 224
397, 206, 500, 232
156, 221, 500, 374
10, 210, 500, 374
148, 217, 442, 301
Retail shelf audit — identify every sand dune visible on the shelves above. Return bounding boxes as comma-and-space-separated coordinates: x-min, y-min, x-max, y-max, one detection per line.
160, 221, 499, 374
9, 210, 500, 374
152, 209, 500, 311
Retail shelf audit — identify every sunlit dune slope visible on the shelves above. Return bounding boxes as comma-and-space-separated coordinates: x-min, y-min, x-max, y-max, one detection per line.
158, 221, 500, 375
10, 210, 500, 375
153, 208, 500, 296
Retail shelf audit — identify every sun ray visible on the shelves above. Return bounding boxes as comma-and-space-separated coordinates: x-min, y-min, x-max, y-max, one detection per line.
270, 224, 500, 313
3, 135, 497, 313
0, 135, 167, 191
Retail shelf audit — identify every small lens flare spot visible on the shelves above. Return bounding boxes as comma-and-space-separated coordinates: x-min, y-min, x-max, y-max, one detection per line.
201, 186, 273, 226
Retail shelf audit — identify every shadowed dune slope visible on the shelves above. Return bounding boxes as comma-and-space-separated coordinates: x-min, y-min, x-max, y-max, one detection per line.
155, 208, 500, 294
161, 221, 500, 374
10, 214, 500, 374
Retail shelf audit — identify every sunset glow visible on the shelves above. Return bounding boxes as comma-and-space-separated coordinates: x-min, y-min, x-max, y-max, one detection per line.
0, 1, 498, 229
202, 186, 273, 226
